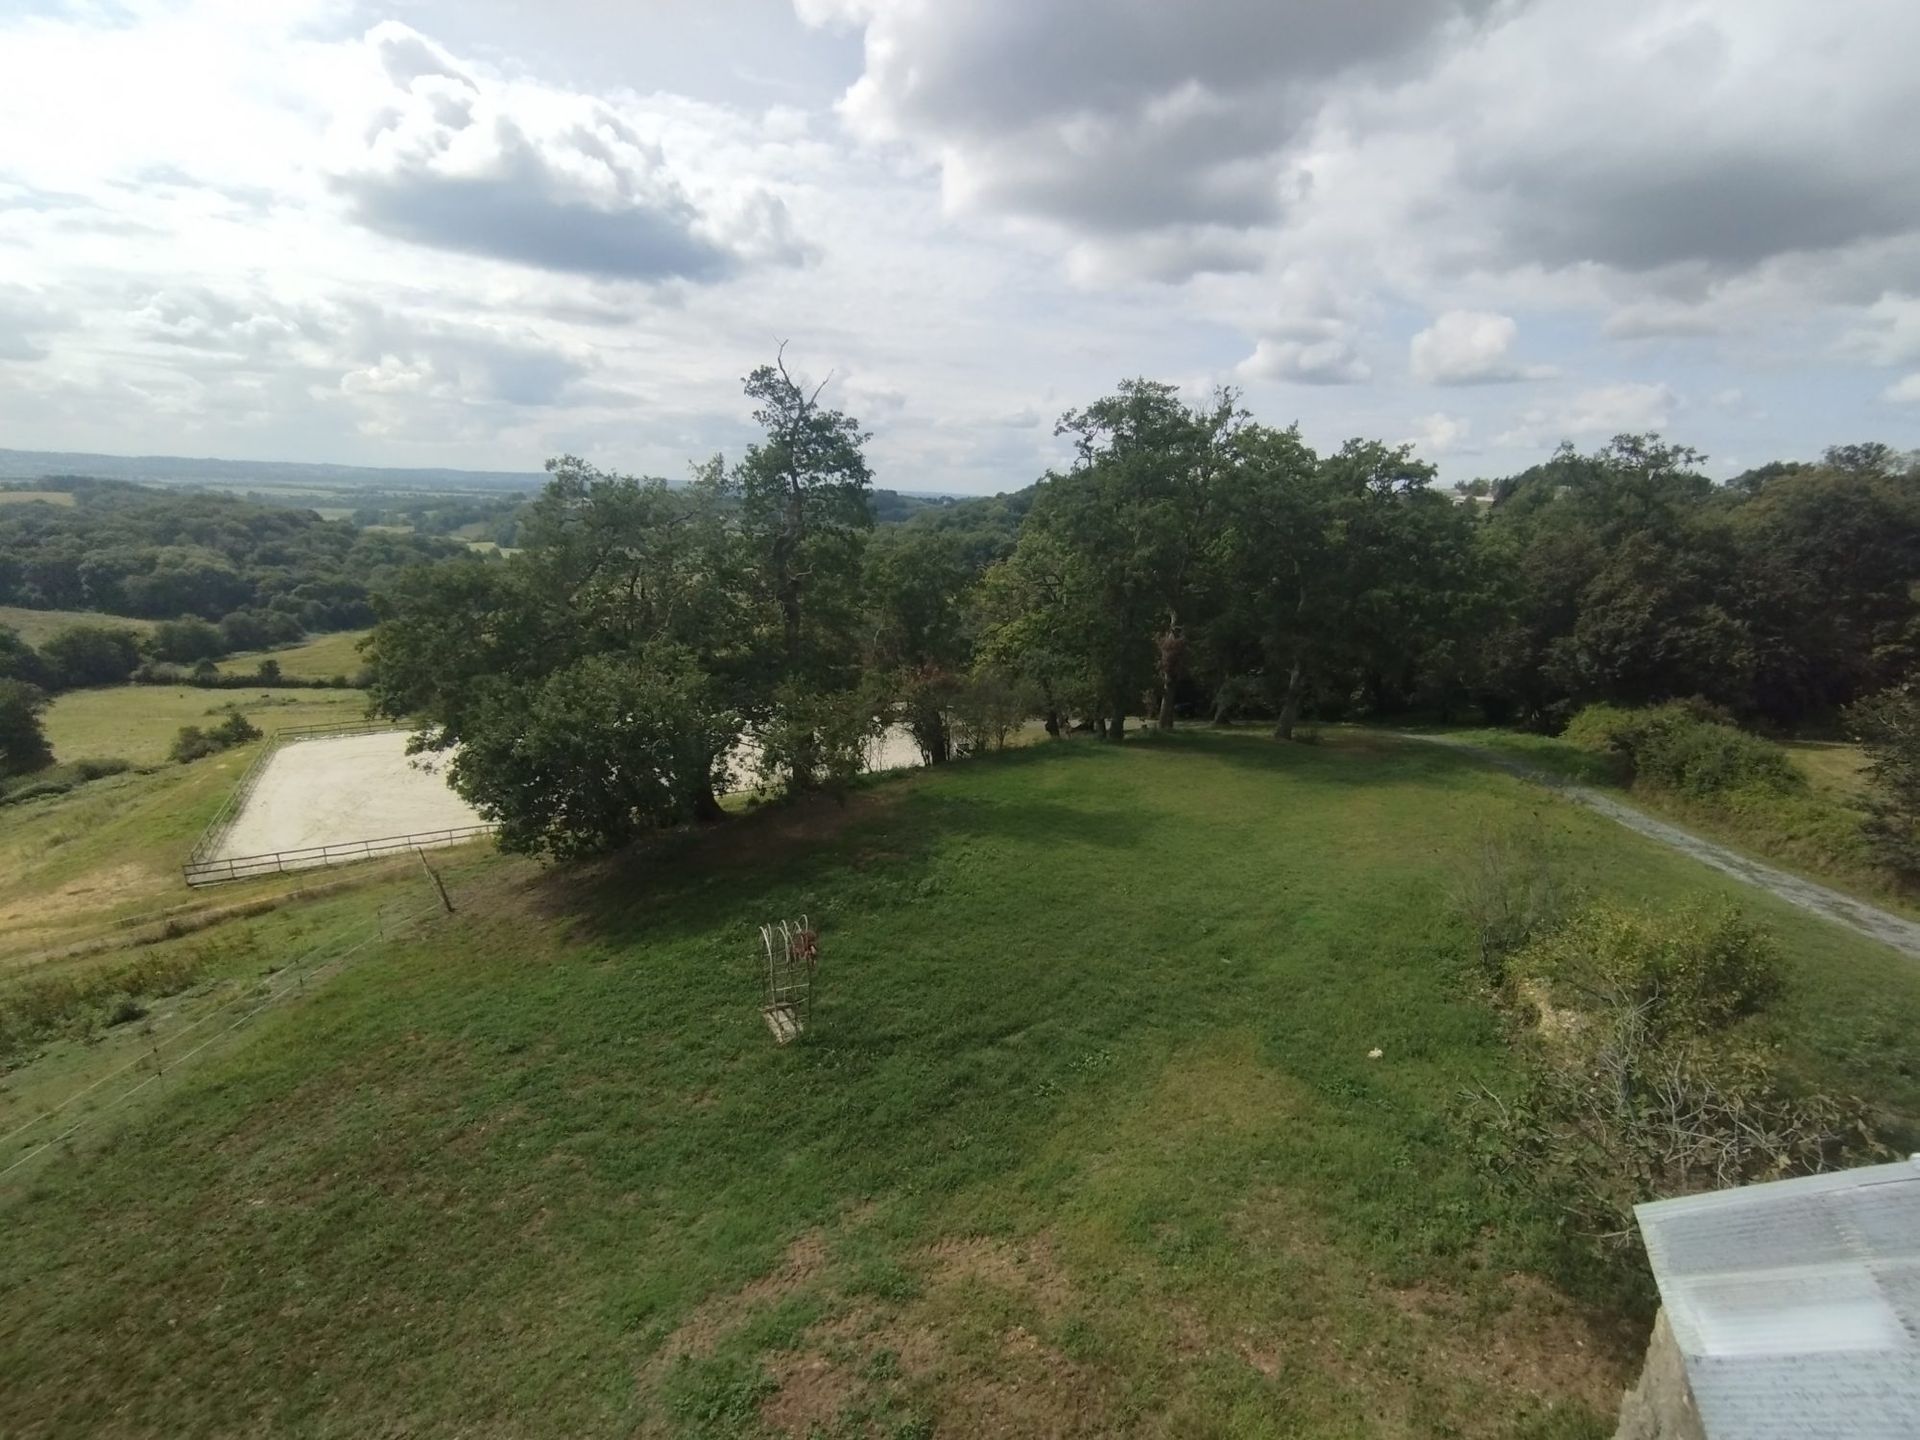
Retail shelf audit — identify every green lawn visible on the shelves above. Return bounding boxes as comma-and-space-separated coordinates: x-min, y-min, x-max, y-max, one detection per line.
1428, 725, 1917, 919
42, 684, 372, 766
3, 731, 1917, 1438
0, 604, 154, 647
215, 628, 371, 680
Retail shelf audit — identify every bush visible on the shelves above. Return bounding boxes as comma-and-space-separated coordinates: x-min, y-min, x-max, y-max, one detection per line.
1563, 701, 1801, 799
1516, 900, 1782, 1039
1451, 819, 1576, 989
149, 616, 227, 664
169, 710, 262, 764
1845, 683, 1920, 877
38, 624, 144, 689
0, 678, 53, 777
950, 667, 1033, 756
758, 682, 880, 797
1464, 900, 1882, 1269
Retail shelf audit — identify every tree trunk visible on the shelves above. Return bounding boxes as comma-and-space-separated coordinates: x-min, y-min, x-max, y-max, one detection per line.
1106, 707, 1126, 742
1273, 663, 1304, 741
1210, 685, 1232, 727
1156, 687, 1175, 730
1043, 709, 1062, 739
693, 783, 726, 823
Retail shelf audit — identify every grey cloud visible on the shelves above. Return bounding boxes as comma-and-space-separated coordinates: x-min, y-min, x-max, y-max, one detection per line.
339, 120, 738, 283
823, 0, 1492, 275
330, 24, 805, 283
1474, 150, 1920, 276
0, 288, 72, 361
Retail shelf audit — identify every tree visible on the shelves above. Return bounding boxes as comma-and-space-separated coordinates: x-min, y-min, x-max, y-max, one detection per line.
863, 528, 973, 762
732, 349, 875, 687
39, 624, 144, 689
1019, 380, 1240, 739
449, 648, 739, 858
151, 615, 227, 664
0, 679, 54, 777
1846, 683, 1920, 876
0, 626, 49, 689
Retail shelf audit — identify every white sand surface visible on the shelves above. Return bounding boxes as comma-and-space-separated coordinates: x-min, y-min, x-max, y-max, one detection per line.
212, 731, 485, 860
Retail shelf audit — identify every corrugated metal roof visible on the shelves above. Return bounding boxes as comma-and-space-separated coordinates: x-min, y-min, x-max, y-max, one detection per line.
1634, 1157, 1920, 1439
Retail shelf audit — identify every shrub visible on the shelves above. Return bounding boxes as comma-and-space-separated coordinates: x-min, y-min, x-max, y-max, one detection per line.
1516, 900, 1782, 1039
949, 667, 1033, 755
0, 678, 53, 777
758, 682, 880, 797
169, 710, 261, 764
1464, 899, 1881, 1269
1845, 683, 1920, 877
1451, 819, 1576, 990
39, 624, 144, 689
1562, 701, 1801, 799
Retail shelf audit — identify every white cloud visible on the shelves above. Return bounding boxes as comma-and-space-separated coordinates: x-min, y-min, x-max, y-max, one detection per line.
1840, 293, 1920, 366
1237, 336, 1371, 386
1405, 411, 1471, 456
0, 1, 1914, 488
1496, 382, 1679, 447
1409, 310, 1552, 384
324, 24, 807, 282
1884, 373, 1920, 405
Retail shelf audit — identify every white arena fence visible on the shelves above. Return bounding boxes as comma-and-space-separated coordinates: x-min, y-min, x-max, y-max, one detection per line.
182, 721, 497, 886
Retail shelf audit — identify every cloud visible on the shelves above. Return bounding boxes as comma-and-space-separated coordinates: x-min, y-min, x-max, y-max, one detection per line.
1840, 293, 1920, 366
0, 288, 72, 361
1409, 310, 1552, 384
327, 24, 807, 282
1405, 411, 1471, 456
1237, 336, 1371, 385
1497, 382, 1679, 447
807, 0, 1494, 280
1885, 373, 1920, 405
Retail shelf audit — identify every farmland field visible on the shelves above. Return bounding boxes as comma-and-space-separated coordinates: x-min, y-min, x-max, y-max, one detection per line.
41, 685, 371, 766
215, 628, 371, 680
0, 491, 76, 508
3, 730, 1916, 1438
0, 604, 153, 646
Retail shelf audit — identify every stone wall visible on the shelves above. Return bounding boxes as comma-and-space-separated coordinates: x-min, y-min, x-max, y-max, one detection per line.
1613, 1308, 1707, 1440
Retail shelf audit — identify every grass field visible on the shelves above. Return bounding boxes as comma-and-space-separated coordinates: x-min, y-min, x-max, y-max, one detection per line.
42, 684, 372, 766
1428, 725, 1916, 918
0, 491, 76, 507
4, 730, 1918, 1438
0, 604, 154, 646
215, 628, 371, 680
1, 687, 377, 965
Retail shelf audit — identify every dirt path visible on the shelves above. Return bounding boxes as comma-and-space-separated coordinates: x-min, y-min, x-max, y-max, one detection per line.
1399, 731, 1920, 960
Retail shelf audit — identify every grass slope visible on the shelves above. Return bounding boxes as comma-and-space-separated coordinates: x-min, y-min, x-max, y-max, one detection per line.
1431, 726, 1916, 918
42, 685, 371, 766
3, 732, 1918, 1438
215, 628, 371, 680
0, 604, 154, 646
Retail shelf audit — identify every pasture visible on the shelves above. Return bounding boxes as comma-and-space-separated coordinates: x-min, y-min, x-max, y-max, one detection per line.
41, 685, 371, 766
3, 730, 1917, 1438
0, 604, 153, 647
215, 627, 371, 680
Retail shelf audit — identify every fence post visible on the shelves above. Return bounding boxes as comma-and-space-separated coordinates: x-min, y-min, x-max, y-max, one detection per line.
417, 850, 454, 914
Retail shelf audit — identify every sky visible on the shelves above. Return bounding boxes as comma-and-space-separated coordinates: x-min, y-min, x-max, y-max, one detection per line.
1, 0, 1918, 494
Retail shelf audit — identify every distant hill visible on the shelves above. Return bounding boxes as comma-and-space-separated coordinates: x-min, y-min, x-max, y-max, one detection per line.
0, 448, 545, 495
0, 448, 974, 501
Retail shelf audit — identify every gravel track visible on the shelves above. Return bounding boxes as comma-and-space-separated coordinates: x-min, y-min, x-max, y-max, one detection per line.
1399, 731, 1920, 960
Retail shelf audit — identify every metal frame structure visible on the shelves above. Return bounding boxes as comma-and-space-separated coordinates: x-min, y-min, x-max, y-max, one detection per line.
760, 916, 818, 1044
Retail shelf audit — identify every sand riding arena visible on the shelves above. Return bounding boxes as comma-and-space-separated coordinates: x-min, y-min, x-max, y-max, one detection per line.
183, 725, 492, 886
